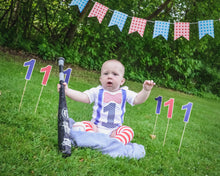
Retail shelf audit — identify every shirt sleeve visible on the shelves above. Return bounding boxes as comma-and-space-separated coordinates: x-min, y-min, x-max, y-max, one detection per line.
83, 86, 100, 104
122, 86, 137, 106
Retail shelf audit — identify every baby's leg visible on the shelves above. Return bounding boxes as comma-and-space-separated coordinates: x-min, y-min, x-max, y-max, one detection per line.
111, 126, 134, 145
72, 121, 97, 132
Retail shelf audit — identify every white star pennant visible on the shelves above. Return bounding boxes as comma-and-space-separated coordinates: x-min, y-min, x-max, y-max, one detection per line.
108, 10, 128, 32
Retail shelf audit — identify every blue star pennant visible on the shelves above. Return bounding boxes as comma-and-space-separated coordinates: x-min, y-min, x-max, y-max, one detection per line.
198, 20, 214, 39
153, 21, 170, 40
108, 10, 128, 32
69, 0, 89, 13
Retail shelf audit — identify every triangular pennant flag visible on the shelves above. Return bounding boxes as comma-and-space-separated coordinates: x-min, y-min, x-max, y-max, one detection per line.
88, 2, 109, 24
69, 0, 89, 13
108, 10, 128, 32
153, 21, 170, 40
128, 17, 147, 37
174, 22, 190, 40
198, 20, 214, 39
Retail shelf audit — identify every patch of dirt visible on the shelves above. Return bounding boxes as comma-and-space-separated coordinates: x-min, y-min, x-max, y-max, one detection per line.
0, 46, 41, 60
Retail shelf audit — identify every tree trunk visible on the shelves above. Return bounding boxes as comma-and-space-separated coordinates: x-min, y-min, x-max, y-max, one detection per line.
23, 0, 34, 39
64, 0, 93, 46
7, 0, 15, 29
146, 0, 172, 20
0, 8, 10, 25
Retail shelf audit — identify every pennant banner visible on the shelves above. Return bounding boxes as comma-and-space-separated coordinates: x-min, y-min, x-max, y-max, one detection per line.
174, 22, 190, 40
198, 20, 214, 39
153, 21, 170, 40
69, 0, 89, 13
88, 2, 109, 24
129, 17, 147, 37
70, 1, 218, 41
108, 10, 128, 32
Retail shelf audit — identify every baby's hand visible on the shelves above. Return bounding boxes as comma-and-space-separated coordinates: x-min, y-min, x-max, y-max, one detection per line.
57, 82, 68, 94
143, 80, 155, 91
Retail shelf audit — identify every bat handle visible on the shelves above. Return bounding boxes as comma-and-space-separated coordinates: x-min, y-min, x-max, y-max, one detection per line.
58, 57, 65, 66
58, 57, 65, 82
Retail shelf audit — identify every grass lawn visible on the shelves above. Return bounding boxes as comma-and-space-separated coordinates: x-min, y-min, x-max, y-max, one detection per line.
0, 51, 219, 176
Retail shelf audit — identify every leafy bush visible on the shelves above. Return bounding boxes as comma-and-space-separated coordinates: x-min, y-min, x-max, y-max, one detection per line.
0, 0, 219, 98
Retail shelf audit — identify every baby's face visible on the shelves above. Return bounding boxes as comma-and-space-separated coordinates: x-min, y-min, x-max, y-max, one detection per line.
100, 61, 125, 92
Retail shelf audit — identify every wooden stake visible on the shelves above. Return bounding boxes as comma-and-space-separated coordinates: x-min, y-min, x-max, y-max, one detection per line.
150, 114, 159, 139
152, 114, 159, 135
163, 118, 170, 146
35, 85, 44, 113
19, 80, 28, 112
178, 123, 187, 154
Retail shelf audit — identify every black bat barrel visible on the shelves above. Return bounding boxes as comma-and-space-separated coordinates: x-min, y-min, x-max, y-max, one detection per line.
58, 57, 72, 157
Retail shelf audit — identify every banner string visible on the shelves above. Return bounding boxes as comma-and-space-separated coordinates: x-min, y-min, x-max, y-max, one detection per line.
91, 0, 219, 25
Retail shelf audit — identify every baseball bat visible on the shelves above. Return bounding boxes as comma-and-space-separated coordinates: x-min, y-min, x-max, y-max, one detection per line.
58, 57, 72, 157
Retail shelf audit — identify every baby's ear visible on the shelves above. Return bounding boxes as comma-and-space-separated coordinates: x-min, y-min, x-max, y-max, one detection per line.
120, 78, 125, 85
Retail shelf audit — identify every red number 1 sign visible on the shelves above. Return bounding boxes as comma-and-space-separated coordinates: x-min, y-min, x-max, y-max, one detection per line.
163, 98, 174, 146
35, 65, 52, 113
40, 65, 52, 86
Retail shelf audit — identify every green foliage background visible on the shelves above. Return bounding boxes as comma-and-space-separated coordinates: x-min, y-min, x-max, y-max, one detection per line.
0, 0, 219, 97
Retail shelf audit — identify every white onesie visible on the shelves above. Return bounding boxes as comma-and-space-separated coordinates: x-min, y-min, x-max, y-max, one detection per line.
84, 86, 137, 135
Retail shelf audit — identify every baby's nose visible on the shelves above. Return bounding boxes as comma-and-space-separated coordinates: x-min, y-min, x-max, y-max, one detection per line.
108, 74, 113, 78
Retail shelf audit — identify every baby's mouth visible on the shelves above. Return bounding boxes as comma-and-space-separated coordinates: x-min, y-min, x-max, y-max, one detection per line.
107, 81, 113, 86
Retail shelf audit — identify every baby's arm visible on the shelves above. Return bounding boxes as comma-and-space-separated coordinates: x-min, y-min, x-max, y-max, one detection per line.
133, 80, 155, 105
57, 82, 90, 104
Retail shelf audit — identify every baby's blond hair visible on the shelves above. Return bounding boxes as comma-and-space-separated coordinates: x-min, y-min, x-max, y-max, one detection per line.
101, 60, 125, 76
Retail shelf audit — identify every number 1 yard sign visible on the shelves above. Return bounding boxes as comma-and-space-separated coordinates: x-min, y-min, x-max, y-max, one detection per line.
150, 96, 162, 139
178, 102, 193, 154
163, 98, 174, 146
19, 59, 36, 111
35, 65, 52, 113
